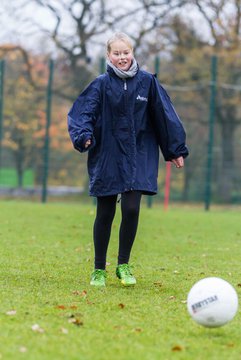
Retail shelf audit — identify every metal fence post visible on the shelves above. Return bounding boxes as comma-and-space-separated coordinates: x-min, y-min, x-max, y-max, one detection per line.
42, 59, 54, 203
147, 55, 160, 208
0, 59, 5, 172
154, 55, 160, 79
204, 55, 218, 211
92, 57, 106, 206
99, 57, 105, 74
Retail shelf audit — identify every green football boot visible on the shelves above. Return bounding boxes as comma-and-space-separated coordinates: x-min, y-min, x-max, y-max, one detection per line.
116, 264, 136, 286
90, 269, 106, 287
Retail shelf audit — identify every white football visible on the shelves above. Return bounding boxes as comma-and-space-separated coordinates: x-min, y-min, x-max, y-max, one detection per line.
187, 277, 239, 328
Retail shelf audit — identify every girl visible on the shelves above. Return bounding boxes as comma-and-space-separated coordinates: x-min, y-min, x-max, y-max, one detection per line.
68, 32, 188, 287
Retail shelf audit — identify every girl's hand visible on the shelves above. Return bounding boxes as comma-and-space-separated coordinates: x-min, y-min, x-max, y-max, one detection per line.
85, 139, 91, 148
171, 156, 184, 168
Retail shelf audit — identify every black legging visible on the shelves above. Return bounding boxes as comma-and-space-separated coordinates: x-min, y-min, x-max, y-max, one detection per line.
93, 191, 142, 270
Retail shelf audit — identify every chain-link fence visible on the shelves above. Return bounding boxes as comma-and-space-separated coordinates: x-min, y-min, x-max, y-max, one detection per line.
0, 54, 241, 207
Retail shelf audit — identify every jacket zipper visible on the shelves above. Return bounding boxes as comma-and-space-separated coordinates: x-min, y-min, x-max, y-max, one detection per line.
123, 79, 135, 190
123, 79, 130, 191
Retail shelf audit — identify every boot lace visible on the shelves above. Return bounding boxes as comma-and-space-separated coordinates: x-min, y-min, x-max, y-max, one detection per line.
120, 264, 132, 277
93, 269, 106, 280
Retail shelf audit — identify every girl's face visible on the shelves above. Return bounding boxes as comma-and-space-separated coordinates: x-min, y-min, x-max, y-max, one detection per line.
108, 40, 133, 71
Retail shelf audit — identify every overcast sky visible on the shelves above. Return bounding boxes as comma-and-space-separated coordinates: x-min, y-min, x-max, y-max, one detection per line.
0, 0, 57, 51
0, 0, 236, 54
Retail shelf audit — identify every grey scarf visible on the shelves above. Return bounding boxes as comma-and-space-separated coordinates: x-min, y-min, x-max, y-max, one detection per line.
106, 58, 138, 79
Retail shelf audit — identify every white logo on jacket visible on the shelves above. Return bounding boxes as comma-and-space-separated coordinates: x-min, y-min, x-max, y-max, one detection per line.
136, 94, 148, 102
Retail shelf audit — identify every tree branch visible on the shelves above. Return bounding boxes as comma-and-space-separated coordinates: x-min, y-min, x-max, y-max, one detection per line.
0, 44, 44, 90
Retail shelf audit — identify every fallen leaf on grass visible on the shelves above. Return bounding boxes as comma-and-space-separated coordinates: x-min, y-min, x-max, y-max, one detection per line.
56, 305, 66, 310
72, 290, 87, 297
68, 313, 84, 326
237, 284, 241, 287
181, 300, 187, 304
6, 310, 17, 316
86, 300, 94, 305
81, 290, 87, 297
153, 282, 163, 287
118, 303, 125, 309
169, 296, 176, 300
134, 328, 142, 333
68, 318, 83, 326
172, 345, 183, 351
60, 327, 69, 334
56, 304, 78, 310
19, 346, 27, 353
31, 324, 44, 333
72, 290, 81, 295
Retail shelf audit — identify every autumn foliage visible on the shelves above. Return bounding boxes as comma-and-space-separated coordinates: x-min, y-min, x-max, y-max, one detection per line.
0, 47, 82, 188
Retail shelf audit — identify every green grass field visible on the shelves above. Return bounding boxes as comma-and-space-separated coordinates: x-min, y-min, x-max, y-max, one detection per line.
0, 201, 240, 360
0, 169, 34, 187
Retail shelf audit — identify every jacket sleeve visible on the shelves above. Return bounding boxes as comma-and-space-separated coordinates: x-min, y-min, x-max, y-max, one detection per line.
67, 78, 101, 153
150, 75, 189, 161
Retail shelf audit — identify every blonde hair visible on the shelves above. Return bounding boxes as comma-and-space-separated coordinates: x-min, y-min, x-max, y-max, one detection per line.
107, 32, 133, 53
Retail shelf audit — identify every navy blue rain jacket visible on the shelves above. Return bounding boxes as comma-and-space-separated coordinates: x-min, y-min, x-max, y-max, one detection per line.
68, 66, 189, 197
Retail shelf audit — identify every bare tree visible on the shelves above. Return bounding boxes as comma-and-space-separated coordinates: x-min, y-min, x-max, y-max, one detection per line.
1, 0, 189, 98
22, 0, 187, 95
193, 0, 241, 46
192, 0, 241, 202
